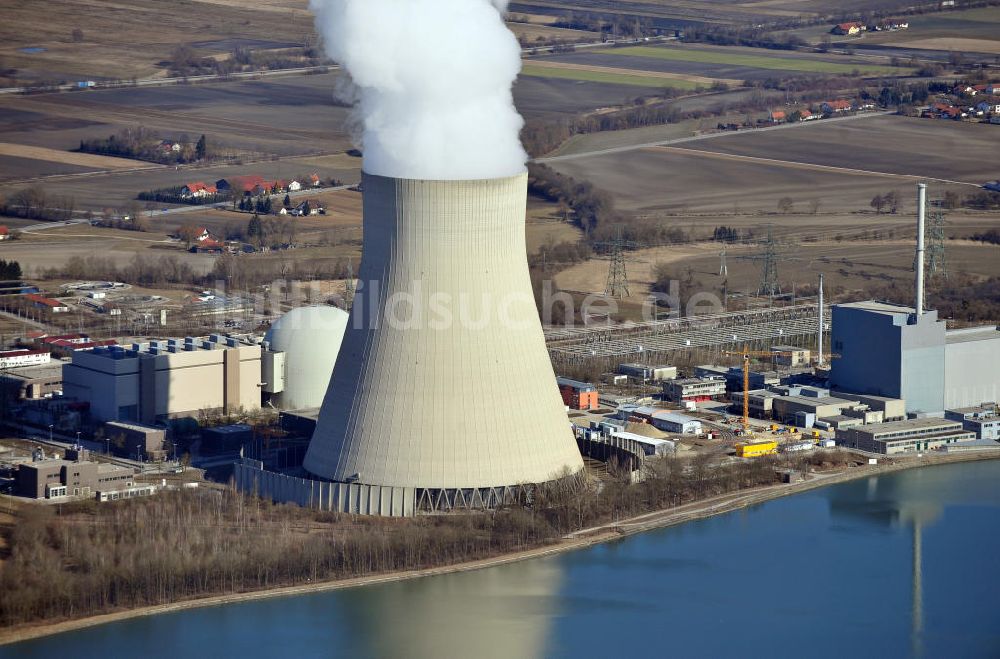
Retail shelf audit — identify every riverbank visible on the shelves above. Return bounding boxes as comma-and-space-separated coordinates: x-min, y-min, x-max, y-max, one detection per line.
3, 449, 997, 647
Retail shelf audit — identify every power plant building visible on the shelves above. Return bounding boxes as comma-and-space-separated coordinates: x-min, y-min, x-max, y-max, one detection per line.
262, 305, 349, 410
830, 301, 945, 414
943, 326, 1000, 410
830, 301, 1000, 414
62, 336, 261, 423
290, 172, 584, 515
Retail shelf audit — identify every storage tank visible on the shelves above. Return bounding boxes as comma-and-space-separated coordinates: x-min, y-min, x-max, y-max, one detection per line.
304, 172, 584, 513
265, 305, 348, 410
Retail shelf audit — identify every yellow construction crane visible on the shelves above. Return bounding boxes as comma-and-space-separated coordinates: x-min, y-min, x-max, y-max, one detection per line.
722, 346, 840, 435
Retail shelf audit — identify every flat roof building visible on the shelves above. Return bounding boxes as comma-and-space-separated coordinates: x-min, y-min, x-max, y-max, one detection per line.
617, 363, 677, 382
663, 377, 726, 403
944, 403, 1000, 441
944, 326, 1000, 410
16, 452, 136, 499
835, 418, 976, 455
63, 335, 261, 424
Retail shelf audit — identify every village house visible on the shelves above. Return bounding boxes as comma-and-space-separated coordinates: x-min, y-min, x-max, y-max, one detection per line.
216, 175, 285, 196
179, 182, 217, 199
309, 173, 321, 187
768, 110, 786, 123
831, 21, 865, 35
820, 100, 853, 114
0, 226, 9, 241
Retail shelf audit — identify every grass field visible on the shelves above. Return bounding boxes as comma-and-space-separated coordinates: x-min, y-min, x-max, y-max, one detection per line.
521, 64, 703, 89
603, 46, 907, 76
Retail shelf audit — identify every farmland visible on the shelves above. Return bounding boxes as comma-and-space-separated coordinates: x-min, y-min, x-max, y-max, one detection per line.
521, 63, 709, 89
542, 112, 1000, 303
599, 45, 909, 77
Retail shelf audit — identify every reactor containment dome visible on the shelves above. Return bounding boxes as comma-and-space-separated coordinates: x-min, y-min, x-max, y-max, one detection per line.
265, 305, 348, 410
304, 172, 584, 515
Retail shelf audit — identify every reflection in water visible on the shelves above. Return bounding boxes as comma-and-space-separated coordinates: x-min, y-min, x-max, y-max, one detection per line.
344, 559, 562, 659
830, 471, 944, 658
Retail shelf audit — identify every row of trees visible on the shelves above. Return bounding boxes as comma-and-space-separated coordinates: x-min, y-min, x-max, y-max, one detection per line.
0, 259, 22, 280
1, 186, 77, 222
79, 128, 208, 165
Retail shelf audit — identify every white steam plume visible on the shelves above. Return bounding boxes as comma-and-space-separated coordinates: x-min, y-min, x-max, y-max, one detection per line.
310, 0, 527, 180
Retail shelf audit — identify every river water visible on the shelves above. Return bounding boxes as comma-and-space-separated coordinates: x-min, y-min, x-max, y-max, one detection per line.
7, 460, 1000, 658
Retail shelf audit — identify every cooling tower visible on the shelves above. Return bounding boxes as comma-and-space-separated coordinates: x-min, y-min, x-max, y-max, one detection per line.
304, 171, 584, 513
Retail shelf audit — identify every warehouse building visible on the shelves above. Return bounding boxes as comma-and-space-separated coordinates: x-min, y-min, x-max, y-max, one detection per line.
557, 377, 599, 410
103, 421, 167, 461
622, 406, 702, 434
0, 359, 65, 400
835, 418, 976, 455
944, 404, 1000, 441
663, 377, 726, 403
617, 363, 677, 383
62, 335, 262, 423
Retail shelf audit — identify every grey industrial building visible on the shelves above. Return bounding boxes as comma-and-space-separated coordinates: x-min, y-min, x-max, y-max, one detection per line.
835, 418, 976, 455
945, 404, 1000, 440
943, 326, 1000, 410
617, 363, 677, 382
830, 301, 945, 413
830, 301, 1000, 414
663, 377, 726, 403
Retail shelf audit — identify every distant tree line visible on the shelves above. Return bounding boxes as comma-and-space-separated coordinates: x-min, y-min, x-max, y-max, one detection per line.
79, 128, 208, 165
681, 25, 807, 50
1, 186, 76, 221
168, 43, 329, 78
969, 229, 1000, 245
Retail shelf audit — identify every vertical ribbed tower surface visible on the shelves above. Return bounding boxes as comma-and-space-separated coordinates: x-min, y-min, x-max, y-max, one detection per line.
304, 171, 584, 490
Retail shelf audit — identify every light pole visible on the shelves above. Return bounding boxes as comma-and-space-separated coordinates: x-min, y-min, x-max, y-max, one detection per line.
48, 424, 53, 442
76, 431, 81, 449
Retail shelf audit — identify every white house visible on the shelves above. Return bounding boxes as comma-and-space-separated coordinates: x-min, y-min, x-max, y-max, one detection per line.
287, 180, 302, 192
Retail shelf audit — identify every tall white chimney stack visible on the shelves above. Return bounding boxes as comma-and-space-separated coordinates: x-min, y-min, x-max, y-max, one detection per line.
817, 272, 824, 367
915, 183, 927, 317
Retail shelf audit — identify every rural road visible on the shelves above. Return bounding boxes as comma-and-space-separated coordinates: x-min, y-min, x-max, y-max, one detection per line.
534, 111, 896, 164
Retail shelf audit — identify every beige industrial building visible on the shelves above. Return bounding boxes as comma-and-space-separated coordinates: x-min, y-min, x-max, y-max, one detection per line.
17, 449, 136, 499
835, 418, 976, 455
770, 345, 811, 367
297, 173, 584, 515
63, 335, 261, 423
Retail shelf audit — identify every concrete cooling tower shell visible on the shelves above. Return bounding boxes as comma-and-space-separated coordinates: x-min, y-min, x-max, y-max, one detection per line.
264, 305, 348, 410
304, 171, 583, 512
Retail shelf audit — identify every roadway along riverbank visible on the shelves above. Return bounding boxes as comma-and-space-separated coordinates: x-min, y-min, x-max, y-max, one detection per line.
2, 449, 997, 647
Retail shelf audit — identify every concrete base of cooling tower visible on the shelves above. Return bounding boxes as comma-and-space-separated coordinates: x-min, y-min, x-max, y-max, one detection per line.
235, 458, 551, 517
